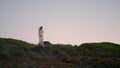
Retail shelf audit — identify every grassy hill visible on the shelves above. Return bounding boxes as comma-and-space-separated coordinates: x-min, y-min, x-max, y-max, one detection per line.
0, 38, 120, 68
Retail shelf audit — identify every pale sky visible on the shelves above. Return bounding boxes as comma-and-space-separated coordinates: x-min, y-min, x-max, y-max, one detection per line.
0, 0, 120, 45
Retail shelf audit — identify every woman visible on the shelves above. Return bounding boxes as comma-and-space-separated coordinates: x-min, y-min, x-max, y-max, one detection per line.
38, 26, 44, 46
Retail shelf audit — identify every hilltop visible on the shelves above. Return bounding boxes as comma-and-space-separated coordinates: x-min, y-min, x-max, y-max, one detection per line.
0, 38, 120, 68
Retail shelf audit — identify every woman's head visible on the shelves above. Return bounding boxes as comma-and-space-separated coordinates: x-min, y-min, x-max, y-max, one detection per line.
40, 26, 43, 30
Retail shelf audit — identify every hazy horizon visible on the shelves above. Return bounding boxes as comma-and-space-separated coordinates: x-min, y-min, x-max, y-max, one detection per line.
0, 0, 120, 45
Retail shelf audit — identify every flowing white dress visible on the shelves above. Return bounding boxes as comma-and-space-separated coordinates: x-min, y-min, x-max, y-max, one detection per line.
38, 28, 44, 46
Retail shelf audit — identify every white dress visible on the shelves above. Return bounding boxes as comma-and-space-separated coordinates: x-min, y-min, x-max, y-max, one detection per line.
38, 28, 44, 46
